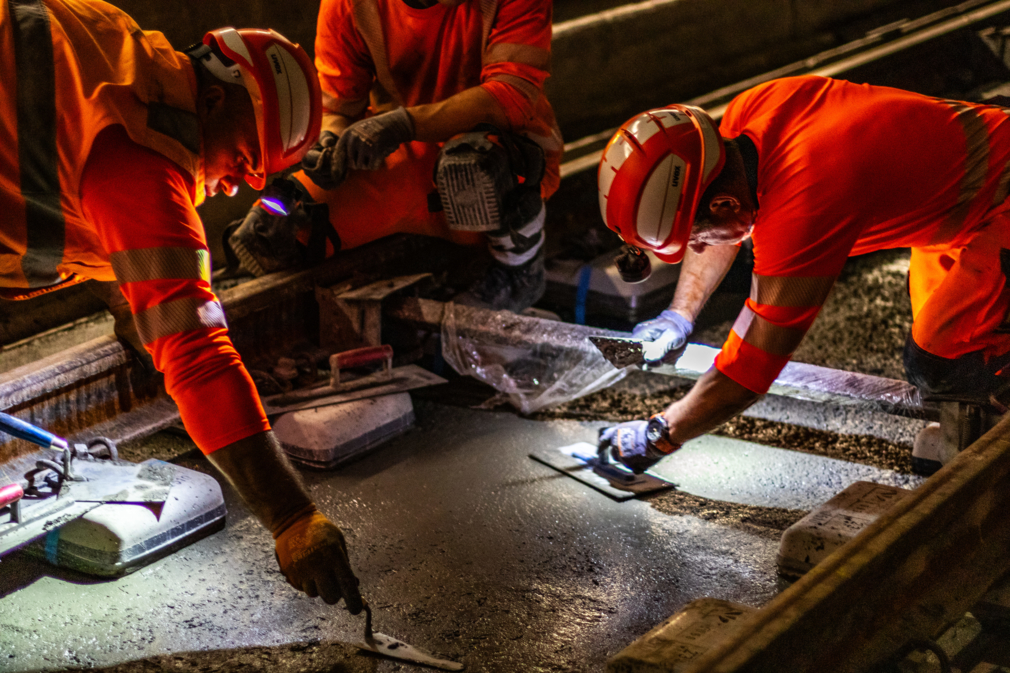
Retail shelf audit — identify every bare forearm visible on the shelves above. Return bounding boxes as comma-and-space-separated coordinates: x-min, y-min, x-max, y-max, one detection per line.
408, 86, 509, 143
669, 244, 740, 322
322, 111, 355, 137
662, 368, 760, 443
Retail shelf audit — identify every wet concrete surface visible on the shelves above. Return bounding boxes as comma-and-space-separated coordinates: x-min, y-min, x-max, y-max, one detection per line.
0, 397, 923, 672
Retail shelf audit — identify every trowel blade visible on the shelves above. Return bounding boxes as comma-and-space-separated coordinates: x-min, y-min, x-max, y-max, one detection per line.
588, 336, 645, 367
356, 632, 463, 671
530, 442, 676, 501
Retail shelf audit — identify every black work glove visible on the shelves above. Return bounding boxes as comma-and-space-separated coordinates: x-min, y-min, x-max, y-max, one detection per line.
301, 130, 347, 191
597, 419, 679, 474
337, 107, 415, 171
227, 202, 310, 277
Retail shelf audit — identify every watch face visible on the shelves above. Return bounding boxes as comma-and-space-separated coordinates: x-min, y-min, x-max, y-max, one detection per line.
646, 418, 663, 443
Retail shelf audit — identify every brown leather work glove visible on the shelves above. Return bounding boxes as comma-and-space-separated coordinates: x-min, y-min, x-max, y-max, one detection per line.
274, 505, 363, 612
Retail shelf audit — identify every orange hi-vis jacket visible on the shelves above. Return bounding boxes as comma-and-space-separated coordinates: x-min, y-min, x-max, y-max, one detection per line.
716, 76, 1010, 394
1, 0, 204, 293
2, 0, 269, 453
315, 0, 563, 198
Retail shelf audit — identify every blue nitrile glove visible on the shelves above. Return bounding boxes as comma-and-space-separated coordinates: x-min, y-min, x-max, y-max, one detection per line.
632, 309, 693, 364
337, 107, 415, 171
598, 420, 677, 475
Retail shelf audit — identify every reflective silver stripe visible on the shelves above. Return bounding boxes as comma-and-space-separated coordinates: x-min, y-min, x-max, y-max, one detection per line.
110, 247, 211, 284
479, 0, 498, 52
732, 305, 806, 357
488, 73, 540, 102
487, 203, 545, 265
133, 297, 227, 345
352, 0, 403, 109
484, 43, 550, 71
10, 0, 64, 288
933, 102, 991, 244
751, 273, 836, 308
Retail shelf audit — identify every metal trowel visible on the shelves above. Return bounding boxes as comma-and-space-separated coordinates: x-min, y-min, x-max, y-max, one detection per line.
355, 600, 463, 670
588, 335, 647, 367
530, 442, 676, 501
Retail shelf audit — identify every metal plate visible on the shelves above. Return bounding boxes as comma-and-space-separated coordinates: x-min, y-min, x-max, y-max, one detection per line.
530, 442, 676, 501
263, 365, 446, 416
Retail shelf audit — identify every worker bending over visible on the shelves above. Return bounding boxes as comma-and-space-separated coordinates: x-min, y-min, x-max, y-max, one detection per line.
595, 75, 1010, 473
228, 0, 563, 313
1, 0, 361, 611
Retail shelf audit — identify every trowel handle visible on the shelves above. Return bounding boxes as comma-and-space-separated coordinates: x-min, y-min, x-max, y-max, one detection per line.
0, 411, 68, 450
331, 345, 393, 371
330, 345, 393, 387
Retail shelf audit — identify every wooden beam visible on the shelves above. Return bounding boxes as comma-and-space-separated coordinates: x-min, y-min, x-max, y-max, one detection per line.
680, 411, 1010, 673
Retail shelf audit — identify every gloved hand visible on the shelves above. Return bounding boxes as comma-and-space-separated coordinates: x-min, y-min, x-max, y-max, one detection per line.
598, 418, 679, 474
337, 107, 415, 171
227, 202, 310, 277
205, 431, 364, 613
632, 309, 693, 364
274, 505, 364, 613
301, 130, 347, 191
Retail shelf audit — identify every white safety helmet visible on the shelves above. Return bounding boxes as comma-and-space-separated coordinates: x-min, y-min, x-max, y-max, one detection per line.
198, 28, 322, 190
598, 105, 725, 264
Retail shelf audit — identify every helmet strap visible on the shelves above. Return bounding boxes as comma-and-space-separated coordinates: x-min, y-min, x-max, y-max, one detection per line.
185, 42, 245, 88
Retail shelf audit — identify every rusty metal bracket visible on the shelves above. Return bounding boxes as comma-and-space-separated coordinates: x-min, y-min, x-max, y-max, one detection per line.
316, 274, 432, 353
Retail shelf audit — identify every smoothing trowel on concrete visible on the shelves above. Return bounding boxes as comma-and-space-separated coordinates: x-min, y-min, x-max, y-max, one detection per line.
352, 600, 463, 670
530, 440, 675, 501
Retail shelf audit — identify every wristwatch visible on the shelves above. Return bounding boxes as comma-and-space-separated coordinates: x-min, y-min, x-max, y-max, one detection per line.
646, 413, 679, 455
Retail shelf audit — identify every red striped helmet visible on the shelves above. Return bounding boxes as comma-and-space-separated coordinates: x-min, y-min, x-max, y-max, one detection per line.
598, 105, 725, 264
201, 28, 322, 190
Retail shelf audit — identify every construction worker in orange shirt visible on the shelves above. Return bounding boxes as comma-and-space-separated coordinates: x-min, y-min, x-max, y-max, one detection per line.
227, 0, 564, 313
1, 0, 361, 612
594, 75, 1010, 474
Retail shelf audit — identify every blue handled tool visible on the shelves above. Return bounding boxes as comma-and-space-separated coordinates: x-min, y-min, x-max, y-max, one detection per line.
0, 411, 68, 451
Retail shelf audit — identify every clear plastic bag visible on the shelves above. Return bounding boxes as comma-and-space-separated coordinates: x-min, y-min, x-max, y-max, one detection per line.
440, 303, 628, 414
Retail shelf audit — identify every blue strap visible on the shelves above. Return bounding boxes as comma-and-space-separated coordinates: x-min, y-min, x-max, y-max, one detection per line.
45, 528, 60, 564
575, 264, 592, 325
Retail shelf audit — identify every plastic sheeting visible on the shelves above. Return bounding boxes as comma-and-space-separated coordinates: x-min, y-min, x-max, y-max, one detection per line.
441, 304, 629, 414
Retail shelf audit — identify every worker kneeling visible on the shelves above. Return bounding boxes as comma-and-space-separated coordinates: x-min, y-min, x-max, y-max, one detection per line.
594, 76, 1010, 474
227, 0, 563, 314
0, 0, 360, 612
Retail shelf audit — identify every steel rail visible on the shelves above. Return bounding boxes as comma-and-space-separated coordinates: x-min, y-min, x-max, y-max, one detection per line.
0, 235, 456, 459
559, 0, 1010, 178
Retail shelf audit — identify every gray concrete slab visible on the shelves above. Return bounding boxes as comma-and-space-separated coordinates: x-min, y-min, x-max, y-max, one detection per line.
651, 435, 924, 511
0, 401, 805, 673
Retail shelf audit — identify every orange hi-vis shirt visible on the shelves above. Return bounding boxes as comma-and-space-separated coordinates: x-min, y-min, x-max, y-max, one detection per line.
716, 76, 1010, 393
0, 0, 204, 294
314, 0, 563, 198
1, 0, 269, 453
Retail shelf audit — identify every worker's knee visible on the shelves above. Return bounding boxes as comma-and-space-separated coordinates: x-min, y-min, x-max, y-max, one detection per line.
435, 127, 545, 233
903, 334, 1003, 401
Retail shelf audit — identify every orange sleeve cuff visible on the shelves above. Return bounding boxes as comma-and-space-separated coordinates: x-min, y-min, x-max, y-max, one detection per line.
155, 328, 271, 454
715, 330, 792, 394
